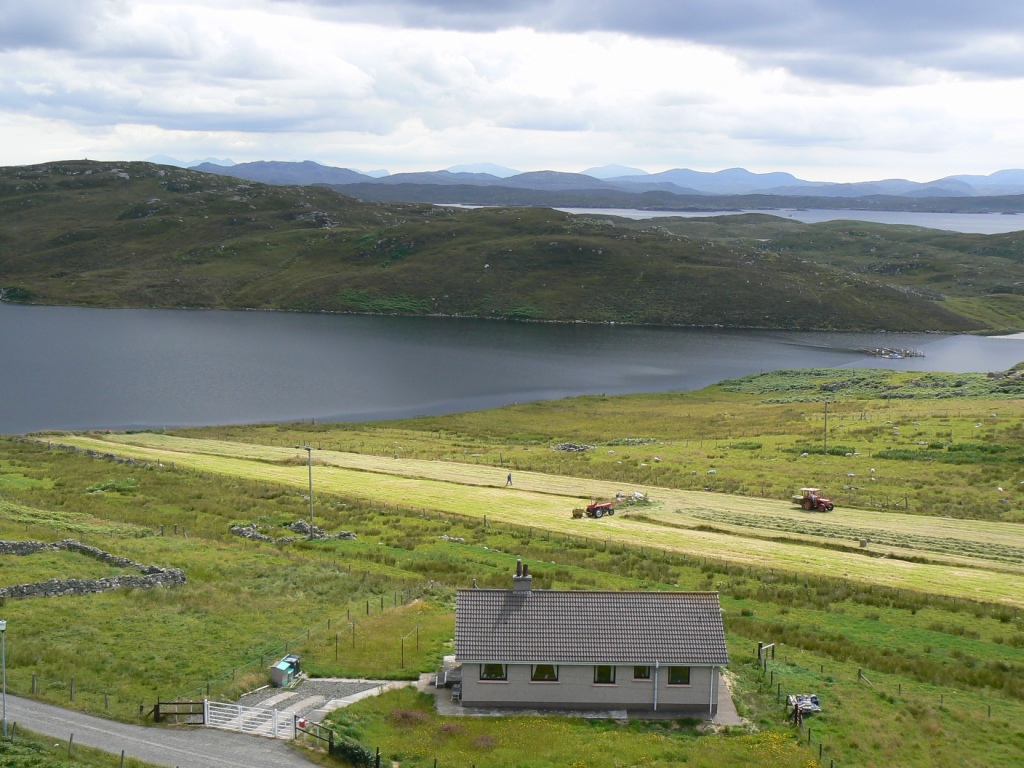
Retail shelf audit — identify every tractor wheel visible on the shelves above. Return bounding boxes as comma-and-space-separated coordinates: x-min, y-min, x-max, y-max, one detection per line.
608, 509, 615, 516
594, 509, 604, 518
802, 498, 813, 510
825, 503, 834, 511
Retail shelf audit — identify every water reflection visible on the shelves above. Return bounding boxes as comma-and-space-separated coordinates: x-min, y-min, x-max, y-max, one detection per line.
1, 303, 1022, 433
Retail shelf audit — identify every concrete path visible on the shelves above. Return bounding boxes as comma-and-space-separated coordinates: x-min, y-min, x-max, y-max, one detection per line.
5, 695, 315, 768
426, 672, 744, 725
712, 673, 743, 726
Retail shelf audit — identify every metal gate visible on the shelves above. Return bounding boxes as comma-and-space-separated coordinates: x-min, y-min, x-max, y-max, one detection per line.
203, 699, 294, 740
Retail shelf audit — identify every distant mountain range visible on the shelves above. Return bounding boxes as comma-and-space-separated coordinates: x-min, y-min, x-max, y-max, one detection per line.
179, 159, 1024, 202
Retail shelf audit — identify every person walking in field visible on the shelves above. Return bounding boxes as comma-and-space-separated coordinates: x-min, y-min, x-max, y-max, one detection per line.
506, 472, 513, 486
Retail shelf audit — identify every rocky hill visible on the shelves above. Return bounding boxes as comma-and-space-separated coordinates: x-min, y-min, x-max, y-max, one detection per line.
0, 160, 1013, 332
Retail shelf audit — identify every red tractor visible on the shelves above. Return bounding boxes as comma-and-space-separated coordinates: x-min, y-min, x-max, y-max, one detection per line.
571, 501, 616, 519
793, 487, 834, 512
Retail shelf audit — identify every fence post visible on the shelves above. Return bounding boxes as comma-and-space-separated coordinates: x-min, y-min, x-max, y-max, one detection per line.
120, 750, 125, 768
375, 747, 381, 768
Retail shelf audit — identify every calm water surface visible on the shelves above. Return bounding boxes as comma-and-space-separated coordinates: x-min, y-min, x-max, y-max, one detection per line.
2, 303, 1023, 434
554, 208, 1024, 234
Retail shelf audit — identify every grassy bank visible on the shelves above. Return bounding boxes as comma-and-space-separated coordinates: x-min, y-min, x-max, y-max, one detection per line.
3, 369, 1024, 766
0, 728, 160, 768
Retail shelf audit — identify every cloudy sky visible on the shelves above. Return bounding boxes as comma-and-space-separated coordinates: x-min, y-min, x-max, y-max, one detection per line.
3, 0, 1024, 180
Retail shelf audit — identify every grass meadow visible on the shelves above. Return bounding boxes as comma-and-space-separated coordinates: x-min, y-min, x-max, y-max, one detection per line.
0, 727, 161, 768
2, 369, 1024, 766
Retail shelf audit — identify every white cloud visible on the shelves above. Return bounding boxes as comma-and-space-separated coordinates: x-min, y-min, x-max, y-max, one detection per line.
1, 0, 1023, 180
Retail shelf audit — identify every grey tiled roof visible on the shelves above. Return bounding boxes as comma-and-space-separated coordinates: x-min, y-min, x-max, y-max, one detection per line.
455, 590, 728, 665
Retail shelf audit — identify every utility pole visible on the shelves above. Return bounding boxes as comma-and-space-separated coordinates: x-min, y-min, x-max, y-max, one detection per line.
297, 445, 313, 535
823, 400, 828, 456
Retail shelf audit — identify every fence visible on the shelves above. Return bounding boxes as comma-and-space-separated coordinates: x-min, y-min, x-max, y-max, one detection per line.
174, 586, 432, 702
153, 700, 204, 724
204, 699, 294, 740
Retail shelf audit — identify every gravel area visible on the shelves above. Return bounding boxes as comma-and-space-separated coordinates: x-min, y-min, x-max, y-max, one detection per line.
238, 677, 396, 717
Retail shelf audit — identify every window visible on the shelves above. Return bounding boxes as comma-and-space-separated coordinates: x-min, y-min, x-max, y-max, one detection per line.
480, 664, 507, 681
594, 665, 616, 684
531, 664, 559, 682
668, 666, 691, 685
633, 665, 651, 680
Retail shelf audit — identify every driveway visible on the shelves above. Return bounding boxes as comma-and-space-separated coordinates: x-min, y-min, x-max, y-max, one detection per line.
5, 695, 316, 768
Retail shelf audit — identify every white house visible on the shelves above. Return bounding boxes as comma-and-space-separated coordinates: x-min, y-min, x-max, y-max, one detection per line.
453, 561, 729, 714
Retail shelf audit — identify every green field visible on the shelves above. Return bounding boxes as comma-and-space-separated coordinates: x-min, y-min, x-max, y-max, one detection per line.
0, 728, 161, 768
2, 369, 1024, 766
4, 160, 1023, 331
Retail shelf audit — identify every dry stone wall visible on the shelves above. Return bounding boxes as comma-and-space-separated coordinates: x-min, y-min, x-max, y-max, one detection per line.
0, 538, 185, 600
230, 520, 356, 543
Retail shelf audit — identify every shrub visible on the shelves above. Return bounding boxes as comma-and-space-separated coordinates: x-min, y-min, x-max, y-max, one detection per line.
331, 739, 374, 767
389, 709, 428, 725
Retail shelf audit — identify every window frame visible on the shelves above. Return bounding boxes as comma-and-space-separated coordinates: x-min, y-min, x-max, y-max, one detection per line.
479, 663, 507, 682
593, 665, 616, 685
530, 664, 559, 682
633, 665, 651, 681
667, 666, 691, 686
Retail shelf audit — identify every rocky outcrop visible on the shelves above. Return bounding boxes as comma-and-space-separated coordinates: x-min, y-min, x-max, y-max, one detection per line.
0, 538, 185, 600
229, 520, 357, 543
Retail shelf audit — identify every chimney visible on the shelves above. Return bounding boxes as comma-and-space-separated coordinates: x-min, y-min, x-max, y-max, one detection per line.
512, 559, 532, 593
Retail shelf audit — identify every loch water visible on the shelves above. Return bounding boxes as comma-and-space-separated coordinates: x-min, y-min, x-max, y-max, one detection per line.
2, 302, 1023, 434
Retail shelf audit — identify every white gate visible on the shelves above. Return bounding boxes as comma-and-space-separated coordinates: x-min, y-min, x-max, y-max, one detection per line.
203, 699, 294, 740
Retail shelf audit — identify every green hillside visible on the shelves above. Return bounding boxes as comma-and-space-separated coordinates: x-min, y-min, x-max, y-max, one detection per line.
0, 160, 1017, 331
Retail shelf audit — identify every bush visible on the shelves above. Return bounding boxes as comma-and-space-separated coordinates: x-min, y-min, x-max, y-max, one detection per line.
331, 739, 374, 767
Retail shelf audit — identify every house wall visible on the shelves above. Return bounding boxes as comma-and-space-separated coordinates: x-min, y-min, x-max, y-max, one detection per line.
459, 663, 718, 714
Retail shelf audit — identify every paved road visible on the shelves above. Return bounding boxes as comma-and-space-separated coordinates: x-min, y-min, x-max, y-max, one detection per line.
6, 695, 316, 768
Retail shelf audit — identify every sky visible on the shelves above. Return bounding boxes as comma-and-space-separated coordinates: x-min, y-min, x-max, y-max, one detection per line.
3, 0, 1024, 181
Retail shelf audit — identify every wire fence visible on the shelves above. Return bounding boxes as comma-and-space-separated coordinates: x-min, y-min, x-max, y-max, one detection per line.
753, 641, 1010, 768
174, 585, 434, 702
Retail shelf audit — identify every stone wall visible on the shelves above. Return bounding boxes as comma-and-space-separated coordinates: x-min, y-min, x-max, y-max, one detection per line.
0, 538, 186, 601
230, 520, 356, 543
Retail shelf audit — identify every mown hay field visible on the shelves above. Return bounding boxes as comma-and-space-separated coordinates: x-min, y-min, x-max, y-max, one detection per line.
51, 432, 1024, 606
